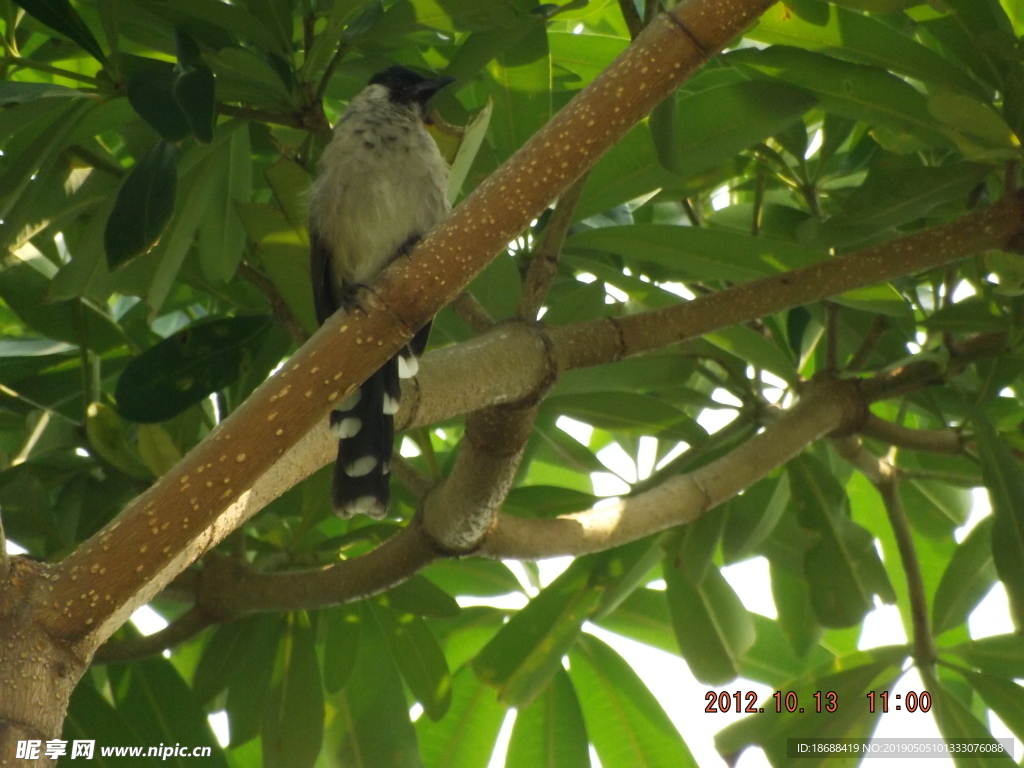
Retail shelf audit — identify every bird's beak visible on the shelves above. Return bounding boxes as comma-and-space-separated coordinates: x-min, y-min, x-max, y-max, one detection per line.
413, 76, 456, 104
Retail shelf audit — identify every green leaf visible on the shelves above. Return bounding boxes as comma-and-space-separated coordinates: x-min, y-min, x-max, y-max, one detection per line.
127, 62, 193, 142
114, 657, 228, 768
323, 604, 362, 694
262, 616, 324, 768
727, 46, 966, 153
750, 3, 988, 98
173, 66, 216, 144
570, 634, 696, 768
672, 81, 817, 178
372, 602, 452, 721
543, 392, 708, 445
0, 81, 86, 104
950, 634, 1024, 678
715, 647, 905, 765
971, 409, 1024, 628
447, 97, 492, 203
566, 224, 826, 284
421, 559, 524, 598
105, 141, 179, 269
930, 682, 1015, 765
383, 575, 462, 618
472, 560, 601, 707
808, 163, 990, 247
86, 401, 151, 479
329, 604, 421, 768
788, 455, 895, 627
16, 0, 106, 62
63, 683, 147, 767
960, 669, 1024, 742
593, 587, 678, 655
264, 157, 310, 233
416, 667, 506, 768
223, 616, 284, 745
932, 518, 997, 636
664, 550, 756, 685
0, 262, 125, 354
115, 315, 272, 423
193, 614, 280, 704
485, 24, 551, 159
197, 125, 251, 283
506, 669, 589, 768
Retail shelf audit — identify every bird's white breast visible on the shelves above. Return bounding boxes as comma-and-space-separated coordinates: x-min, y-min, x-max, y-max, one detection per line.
309, 89, 450, 294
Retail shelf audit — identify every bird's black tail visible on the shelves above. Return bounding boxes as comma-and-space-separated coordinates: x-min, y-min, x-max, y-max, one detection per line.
330, 356, 397, 519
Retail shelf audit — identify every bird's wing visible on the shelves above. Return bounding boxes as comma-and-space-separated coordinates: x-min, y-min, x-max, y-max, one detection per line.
310, 224, 338, 326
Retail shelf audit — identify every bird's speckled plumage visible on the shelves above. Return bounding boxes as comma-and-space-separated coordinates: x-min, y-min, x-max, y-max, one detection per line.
308, 67, 452, 518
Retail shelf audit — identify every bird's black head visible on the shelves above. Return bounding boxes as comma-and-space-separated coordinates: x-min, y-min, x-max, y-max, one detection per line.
369, 66, 454, 109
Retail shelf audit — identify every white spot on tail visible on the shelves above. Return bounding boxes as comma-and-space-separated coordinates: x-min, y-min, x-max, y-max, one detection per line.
332, 417, 361, 439
383, 393, 399, 415
398, 355, 419, 379
344, 455, 378, 478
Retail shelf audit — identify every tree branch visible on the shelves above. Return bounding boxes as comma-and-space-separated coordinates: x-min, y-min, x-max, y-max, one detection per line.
237, 261, 309, 346
860, 414, 963, 454
478, 375, 864, 559
93, 608, 214, 664
832, 437, 937, 665
450, 291, 495, 333
517, 173, 589, 321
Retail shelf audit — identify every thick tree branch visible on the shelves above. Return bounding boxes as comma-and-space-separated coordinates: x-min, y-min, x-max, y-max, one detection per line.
478, 375, 864, 559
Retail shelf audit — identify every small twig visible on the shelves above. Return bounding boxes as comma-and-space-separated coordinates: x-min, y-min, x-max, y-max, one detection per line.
517, 173, 589, 320
618, 0, 644, 38
451, 291, 495, 333
834, 437, 935, 665
314, 43, 350, 104
681, 197, 702, 227
215, 103, 305, 129
846, 315, 887, 372
751, 172, 765, 236
93, 607, 214, 663
236, 262, 309, 345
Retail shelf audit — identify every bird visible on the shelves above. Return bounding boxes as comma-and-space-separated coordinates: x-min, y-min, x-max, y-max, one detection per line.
308, 66, 453, 518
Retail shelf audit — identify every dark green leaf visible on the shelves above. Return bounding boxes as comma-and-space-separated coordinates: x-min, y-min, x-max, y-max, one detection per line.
115, 315, 272, 422
262, 616, 324, 768
664, 548, 756, 685
960, 669, 1024, 742
323, 604, 362, 694
788, 455, 895, 627
16, 0, 106, 61
383, 575, 462, 618
127, 62, 192, 142
950, 634, 1024, 678
331, 605, 421, 768
173, 66, 216, 144
105, 141, 179, 269
373, 603, 452, 721
114, 657, 228, 768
